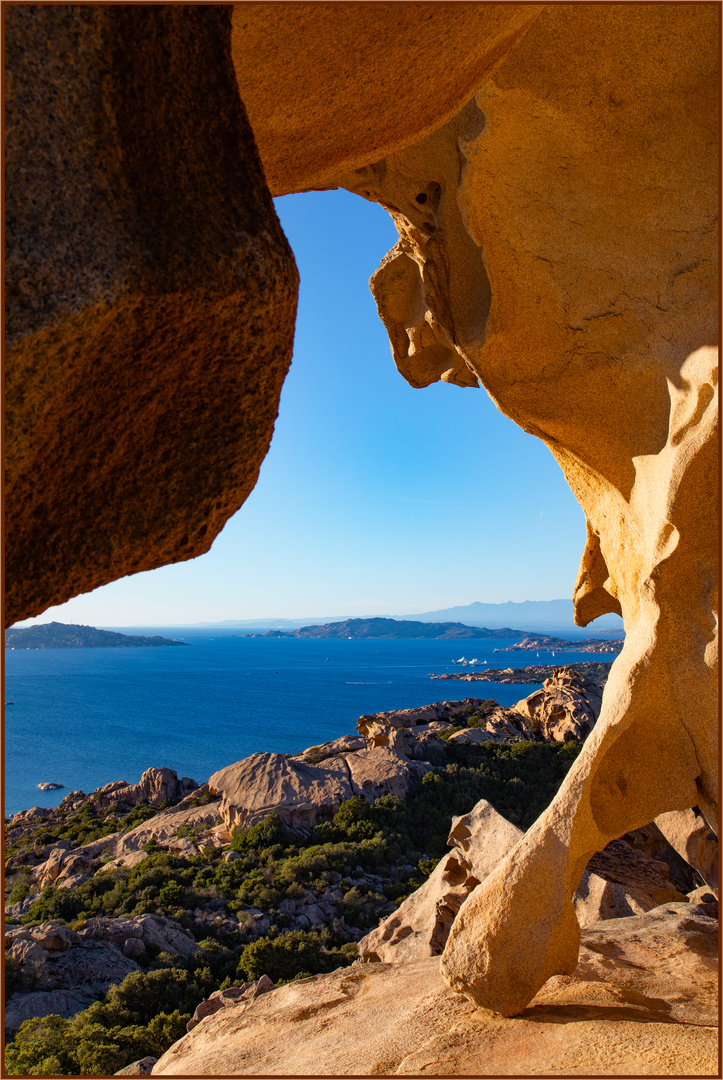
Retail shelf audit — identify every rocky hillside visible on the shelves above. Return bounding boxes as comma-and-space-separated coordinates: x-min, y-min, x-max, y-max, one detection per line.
4, 668, 718, 1075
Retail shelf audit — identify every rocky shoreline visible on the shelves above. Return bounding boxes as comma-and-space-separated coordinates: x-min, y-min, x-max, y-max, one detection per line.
430, 660, 613, 685
492, 634, 623, 654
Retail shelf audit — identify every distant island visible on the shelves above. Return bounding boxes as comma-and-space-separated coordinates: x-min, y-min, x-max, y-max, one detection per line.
5, 622, 190, 649
252, 618, 527, 640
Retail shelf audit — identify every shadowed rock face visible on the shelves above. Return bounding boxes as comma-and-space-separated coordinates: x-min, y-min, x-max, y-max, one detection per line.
5, 5, 298, 626
231, 2, 718, 1018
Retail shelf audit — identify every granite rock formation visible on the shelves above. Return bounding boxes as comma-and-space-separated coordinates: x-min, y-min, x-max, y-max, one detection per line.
5, 5, 298, 626
209, 749, 431, 838
358, 799, 686, 966
513, 669, 603, 743
8, 0, 718, 1032
94, 769, 198, 810
232, 2, 719, 1015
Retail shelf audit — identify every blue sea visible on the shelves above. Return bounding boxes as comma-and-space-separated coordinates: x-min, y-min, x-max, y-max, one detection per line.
4, 630, 613, 816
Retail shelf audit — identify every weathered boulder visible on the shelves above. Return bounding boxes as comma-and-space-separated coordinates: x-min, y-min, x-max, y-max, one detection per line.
29, 922, 81, 952
150, 904, 717, 1076
209, 748, 429, 838
8, 807, 50, 825
4, 896, 37, 920
4, 989, 96, 1035
346, 747, 430, 802
469, 707, 536, 743
210, 753, 354, 836
95, 768, 194, 809
6, 926, 141, 1009
186, 975, 274, 1032
114, 1057, 158, 1076
513, 669, 603, 742
445, 670, 604, 747
293, 736, 367, 763
103, 799, 223, 858
359, 802, 523, 963
358, 854, 466, 965
585, 839, 687, 910
34, 846, 77, 888
5, 5, 298, 625
357, 699, 494, 737
655, 807, 719, 891
79, 915, 201, 961
36, 939, 140, 993
7, 938, 47, 966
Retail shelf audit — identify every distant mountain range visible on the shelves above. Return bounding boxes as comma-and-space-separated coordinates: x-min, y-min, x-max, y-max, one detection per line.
407, 600, 623, 631
5, 622, 189, 649
194, 599, 623, 634
256, 618, 525, 640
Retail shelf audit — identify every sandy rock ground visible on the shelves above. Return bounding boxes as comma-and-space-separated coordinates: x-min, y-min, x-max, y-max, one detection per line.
151, 903, 718, 1076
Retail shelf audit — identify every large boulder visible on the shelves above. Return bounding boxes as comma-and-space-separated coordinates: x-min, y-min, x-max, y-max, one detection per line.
4, 989, 96, 1035
186, 975, 274, 1033
293, 736, 367, 764
209, 749, 429, 838
655, 807, 719, 892
94, 768, 192, 809
79, 914, 201, 961
513, 669, 603, 743
358, 802, 531, 962
150, 905, 718, 1076
357, 699, 494, 737
36, 939, 140, 994
209, 753, 354, 837
6, 923, 141, 1011
5, 5, 298, 625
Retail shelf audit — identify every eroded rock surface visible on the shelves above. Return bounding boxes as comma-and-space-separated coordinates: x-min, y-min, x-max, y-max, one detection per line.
514, 669, 603, 743
359, 799, 689, 964
319, 4, 717, 1015
5, 5, 298, 625
209, 749, 430, 838
150, 905, 718, 1076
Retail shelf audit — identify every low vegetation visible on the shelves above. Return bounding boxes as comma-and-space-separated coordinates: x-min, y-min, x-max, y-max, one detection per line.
5, 738, 580, 1075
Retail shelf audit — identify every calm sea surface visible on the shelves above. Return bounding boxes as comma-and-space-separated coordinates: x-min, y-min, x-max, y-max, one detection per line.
4, 630, 612, 815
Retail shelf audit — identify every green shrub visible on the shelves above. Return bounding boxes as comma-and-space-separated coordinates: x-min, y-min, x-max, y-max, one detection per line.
236, 929, 352, 985
230, 812, 292, 853
158, 882, 186, 908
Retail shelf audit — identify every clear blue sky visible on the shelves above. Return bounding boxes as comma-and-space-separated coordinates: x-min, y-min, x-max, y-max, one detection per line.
18, 190, 588, 627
